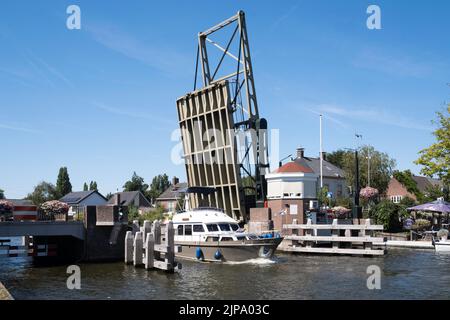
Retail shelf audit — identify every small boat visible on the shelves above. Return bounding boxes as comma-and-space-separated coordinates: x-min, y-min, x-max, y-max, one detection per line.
433, 237, 450, 252
172, 187, 283, 262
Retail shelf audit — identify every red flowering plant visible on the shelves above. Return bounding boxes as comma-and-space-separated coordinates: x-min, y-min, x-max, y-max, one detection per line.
0, 200, 14, 214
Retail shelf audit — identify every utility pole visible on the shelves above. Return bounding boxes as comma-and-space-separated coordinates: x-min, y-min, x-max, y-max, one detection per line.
319, 114, 323, 189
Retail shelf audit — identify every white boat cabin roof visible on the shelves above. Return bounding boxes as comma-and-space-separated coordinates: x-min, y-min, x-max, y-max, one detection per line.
172, 208, 237, 225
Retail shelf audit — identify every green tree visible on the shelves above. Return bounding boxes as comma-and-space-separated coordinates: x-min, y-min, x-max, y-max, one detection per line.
326, 150, 347, 169
400, 196, 417, 207
423, 184, 447, 202
89, 181, 98, 191
147, 174, 171, 202
55, 167, 72, 198
415, 105, 450, 187
123, 172, 148, 193
25, 181, 58, 206
105, 192, 114, 200
327, 145, 396, 195
83, 183, 88, 191
0, 189, 4, 200
393, 170, 424, 202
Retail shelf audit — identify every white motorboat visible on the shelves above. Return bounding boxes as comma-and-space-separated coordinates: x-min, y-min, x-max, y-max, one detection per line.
172, 187, 283, 262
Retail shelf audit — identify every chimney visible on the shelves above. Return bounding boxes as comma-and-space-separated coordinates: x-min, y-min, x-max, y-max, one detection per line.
172, 176, 179, 186
115, 193, 121, 206
296, 147, 305, 159
321, 151, 327, 161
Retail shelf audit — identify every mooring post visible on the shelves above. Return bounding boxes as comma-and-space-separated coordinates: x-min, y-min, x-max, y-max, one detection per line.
143, 220, 152, 248
152, 221, 161, 261
165, 221, 175, 271
145, 233, 154, 270
132, 220, 140, 235
125, 231, 134, 264
133, 231, 143, 267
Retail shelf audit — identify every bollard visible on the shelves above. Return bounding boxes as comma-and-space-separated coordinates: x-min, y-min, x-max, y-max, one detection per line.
132, 220, 140, 235
143, 220, 152, 248
145, 233, 154, 270
125, 231, 134, 264
133, 232, 143, 267
165, 221, 175, 271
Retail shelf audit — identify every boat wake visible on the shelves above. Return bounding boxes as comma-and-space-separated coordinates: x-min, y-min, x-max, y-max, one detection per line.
224, 257, 278, 265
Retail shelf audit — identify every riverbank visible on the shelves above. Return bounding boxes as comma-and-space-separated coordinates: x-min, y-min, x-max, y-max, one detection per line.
0, 281, 14, 300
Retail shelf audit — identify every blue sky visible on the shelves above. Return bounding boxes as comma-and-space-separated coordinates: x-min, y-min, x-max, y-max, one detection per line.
1, 0, 449, 198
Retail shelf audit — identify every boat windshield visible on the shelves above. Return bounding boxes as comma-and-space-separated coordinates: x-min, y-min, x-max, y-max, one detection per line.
206, 224, 219, 232
230, 224, 239, 231
218, 223, 231, 231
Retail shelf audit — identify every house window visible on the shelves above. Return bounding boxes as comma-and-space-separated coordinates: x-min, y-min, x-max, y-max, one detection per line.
390, 195, 402, 204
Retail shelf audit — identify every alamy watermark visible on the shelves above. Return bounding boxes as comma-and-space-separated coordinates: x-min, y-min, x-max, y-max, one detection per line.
366, 265, 381, 290
66, 265, 81, 290
366, 5, 382, 30
66, 5, 81, 30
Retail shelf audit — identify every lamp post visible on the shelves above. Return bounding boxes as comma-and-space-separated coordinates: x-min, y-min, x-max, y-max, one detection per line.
345, 147, 362, 220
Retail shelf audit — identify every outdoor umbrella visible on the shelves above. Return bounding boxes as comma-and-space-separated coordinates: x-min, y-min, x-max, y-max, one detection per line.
407, 199, 450, 228
407, 199, 450, 214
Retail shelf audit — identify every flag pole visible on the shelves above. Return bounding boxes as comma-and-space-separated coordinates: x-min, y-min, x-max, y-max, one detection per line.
320, 114, 323, 189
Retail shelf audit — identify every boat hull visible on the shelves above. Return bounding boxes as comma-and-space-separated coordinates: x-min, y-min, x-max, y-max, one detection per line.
434, 241, 450, 252
175, 238, 283, 262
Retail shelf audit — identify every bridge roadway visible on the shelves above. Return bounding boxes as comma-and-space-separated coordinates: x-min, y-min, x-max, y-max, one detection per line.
0, 221, 85, 240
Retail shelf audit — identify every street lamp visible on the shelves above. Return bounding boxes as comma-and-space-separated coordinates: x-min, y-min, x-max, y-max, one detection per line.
344, 147, 362, 220
278, 154, 292, 168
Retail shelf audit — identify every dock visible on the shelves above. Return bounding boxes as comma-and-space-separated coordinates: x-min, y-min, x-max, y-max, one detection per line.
374, 240, 434, 249
125, 220, 182, 272
279, 218, 386, 256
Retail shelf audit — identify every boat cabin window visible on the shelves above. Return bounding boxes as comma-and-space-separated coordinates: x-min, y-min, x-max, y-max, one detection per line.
177, 225, 184, 236
220, 236, 233, 241
236, 235, 245, 240
185, 225, 192, 236
230, 224, 239, 231
218, 223, 231, 231
206, 224, 219, 232
193, 224, 205, 233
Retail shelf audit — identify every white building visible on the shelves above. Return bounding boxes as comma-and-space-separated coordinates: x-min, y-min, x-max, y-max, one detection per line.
266, 161, 318, 200
60, 190, 108, 215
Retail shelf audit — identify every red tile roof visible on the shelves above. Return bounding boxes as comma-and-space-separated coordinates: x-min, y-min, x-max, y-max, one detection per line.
275, 161, 314, 173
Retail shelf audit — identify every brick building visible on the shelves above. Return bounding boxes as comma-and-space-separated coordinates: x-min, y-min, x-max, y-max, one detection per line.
386, 175, 443, 203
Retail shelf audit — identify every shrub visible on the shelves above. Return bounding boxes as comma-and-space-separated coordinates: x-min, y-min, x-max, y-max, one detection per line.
411, 219, 431, 231
0, 200, 13, 214
369, 200, 409, 232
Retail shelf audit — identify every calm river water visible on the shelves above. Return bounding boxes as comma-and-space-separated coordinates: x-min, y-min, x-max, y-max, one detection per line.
1, 240, 450, 299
